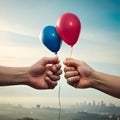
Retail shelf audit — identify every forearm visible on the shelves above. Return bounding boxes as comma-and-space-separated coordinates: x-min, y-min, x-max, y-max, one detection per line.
0, 66, 29, 86
91, 71, 120, 98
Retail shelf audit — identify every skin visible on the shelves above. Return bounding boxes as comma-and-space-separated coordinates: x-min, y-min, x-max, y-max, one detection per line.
64, 58, 120, 99
0, 57, 62, 89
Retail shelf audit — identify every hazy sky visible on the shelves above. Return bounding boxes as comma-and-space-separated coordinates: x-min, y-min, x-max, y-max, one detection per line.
0, 0, 120, 107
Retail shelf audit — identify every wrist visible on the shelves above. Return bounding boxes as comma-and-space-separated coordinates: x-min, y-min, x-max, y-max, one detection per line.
89, 70, 101, 88
14, 67, 30, 85
0, 66, 30, 86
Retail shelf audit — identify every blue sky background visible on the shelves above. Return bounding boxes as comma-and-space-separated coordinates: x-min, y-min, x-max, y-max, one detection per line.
0, 0, 120, 107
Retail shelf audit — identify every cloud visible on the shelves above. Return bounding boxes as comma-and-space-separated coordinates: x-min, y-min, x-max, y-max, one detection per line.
0, 45, 55, 66
0, 30, 40, 48
0, 19, 38, 37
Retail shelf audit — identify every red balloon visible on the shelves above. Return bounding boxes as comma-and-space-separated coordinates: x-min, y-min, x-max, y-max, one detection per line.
56, 13, 81, 47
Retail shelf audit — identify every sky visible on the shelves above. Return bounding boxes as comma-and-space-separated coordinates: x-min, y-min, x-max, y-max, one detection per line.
0, 0, 120, 107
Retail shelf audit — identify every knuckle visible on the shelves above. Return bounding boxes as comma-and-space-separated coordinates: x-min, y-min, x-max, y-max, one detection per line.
57, 70, 62, 75
57, 76, 60, 80
64, 67, 67, 72
64, 74, 68, 79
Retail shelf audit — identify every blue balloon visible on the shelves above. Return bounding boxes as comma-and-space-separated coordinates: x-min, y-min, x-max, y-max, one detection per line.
40, 26, 62, 54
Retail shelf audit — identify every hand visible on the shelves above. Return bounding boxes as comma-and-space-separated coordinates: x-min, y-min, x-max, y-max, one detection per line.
63, 58, 94, 88
27, 57, 62, 89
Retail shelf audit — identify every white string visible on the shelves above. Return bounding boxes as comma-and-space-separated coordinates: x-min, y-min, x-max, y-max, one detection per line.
55, 53, 61, 120
70, 46, 73, 58
58, 80, 61, 120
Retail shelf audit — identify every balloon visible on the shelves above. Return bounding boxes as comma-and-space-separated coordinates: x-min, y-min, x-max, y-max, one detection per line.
56, 13, 81, 47
40, 26, 62, 54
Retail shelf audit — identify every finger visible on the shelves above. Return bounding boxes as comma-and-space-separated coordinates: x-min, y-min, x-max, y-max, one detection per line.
63, 59, 80, 68
65, 57, 73, 61
67, 76, 80, 83
47, 67, 62, 76
64, 66, 76, 72
67, 76, 80, 87
50, 64, 58, 73
64, 71, 79, 79
55, 64, 61, 70
63, 57, 73, 65
47, 74, 60, 81
55, 69, 62, 76
46, 77, 57, 89
51, 64, 61, 73
51, 65, 57, 73
41, 57, 60, 66
46, 70, 53, 76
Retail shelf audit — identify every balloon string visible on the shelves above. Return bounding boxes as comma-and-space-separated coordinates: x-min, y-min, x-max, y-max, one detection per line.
58, 80, 61, 120
55, 53, 61, 120
70, 46, 73, 58
55, 52, 58, 57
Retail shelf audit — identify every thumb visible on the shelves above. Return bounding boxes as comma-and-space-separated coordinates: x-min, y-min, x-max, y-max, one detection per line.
41, 57, 59, 66
63, 58, 79, 68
